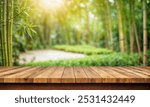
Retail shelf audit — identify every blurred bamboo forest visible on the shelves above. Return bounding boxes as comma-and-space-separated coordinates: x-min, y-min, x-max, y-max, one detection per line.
0, 0, 150, 66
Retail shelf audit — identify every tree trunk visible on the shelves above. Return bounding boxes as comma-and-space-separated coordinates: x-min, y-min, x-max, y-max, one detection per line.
143, 0, 147, 66
116, 0, 125, 52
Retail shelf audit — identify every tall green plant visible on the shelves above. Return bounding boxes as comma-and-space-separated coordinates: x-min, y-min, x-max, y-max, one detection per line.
0, 0, 14, 66
7, 0, 14, 66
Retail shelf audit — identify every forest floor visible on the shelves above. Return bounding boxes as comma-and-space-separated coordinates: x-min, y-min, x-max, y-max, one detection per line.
19, 49, 86, 64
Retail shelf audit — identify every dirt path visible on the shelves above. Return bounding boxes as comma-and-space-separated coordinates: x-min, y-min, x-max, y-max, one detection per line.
19, 49, 86, 64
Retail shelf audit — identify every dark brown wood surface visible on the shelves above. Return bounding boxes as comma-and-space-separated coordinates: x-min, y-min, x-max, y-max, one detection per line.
0, 83, 150, 90
0, 67, 150, 83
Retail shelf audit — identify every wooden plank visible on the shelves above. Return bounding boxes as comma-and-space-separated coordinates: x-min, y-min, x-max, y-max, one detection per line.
3, 67, 38, 78
142, 67, 150, 71
61, 67, 75, 83
48, 67, 65, 83
3, 67, 39, 83
107, 67, 147, 83
127, 67, 150, 83
91, 67, 115, 78
107, 67, 142, 78
0, 67, 18, 72
17, 67, 52, 83
83, 67, 102, 83
0, 83, 150, 90
34, 67, 56, 83
117, 67, 148, 78
117, 67, 150, 83
0, 67, 149, 83
91, 67, 117, 83
13, 67, 45, 83
0, 67, 30, 77
145, 67, 150, 70
123, 67, 149, 78
99, 67, 129, 78
97, 67, 134, 83
74, 67, 89, 83
130, 67, 150, 77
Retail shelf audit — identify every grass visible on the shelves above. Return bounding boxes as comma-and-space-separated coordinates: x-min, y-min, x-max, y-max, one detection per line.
23, 46, 150, 66
26, 53, 142, 66
53, 45, 112, 55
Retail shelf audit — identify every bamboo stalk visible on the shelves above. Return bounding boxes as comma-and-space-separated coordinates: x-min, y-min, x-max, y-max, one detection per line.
143, 0, 147, 66
6, 0, 9, 65
0, 0, 13, 66
1, 0, 5, 65
7, 0, 13, 66
9, 0, 14, 66
116, 0, 125, 52
104, 0, 113, 50
129, 0, 135, 54
2, 0, 8, 66
122, 0, 128, 52
134, 22, 141, 54
0, 1, 2, 65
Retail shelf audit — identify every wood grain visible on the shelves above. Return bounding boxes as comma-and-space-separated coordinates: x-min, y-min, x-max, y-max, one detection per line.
48, 67, 64, 83
83, 67, 102, 83
74, 67, 88, 83
61, 67, 75, 83
0, 67, 149, 83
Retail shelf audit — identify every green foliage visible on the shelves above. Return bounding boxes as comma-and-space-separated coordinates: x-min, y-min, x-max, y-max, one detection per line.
0, 0, 150, 66
26, 53, 141, 66
14, 0, 36, 38
53, 45, 112, 55
12, 0, 36, 65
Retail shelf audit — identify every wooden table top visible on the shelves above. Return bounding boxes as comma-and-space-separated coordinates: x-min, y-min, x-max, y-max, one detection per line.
0, 67, 150, 83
